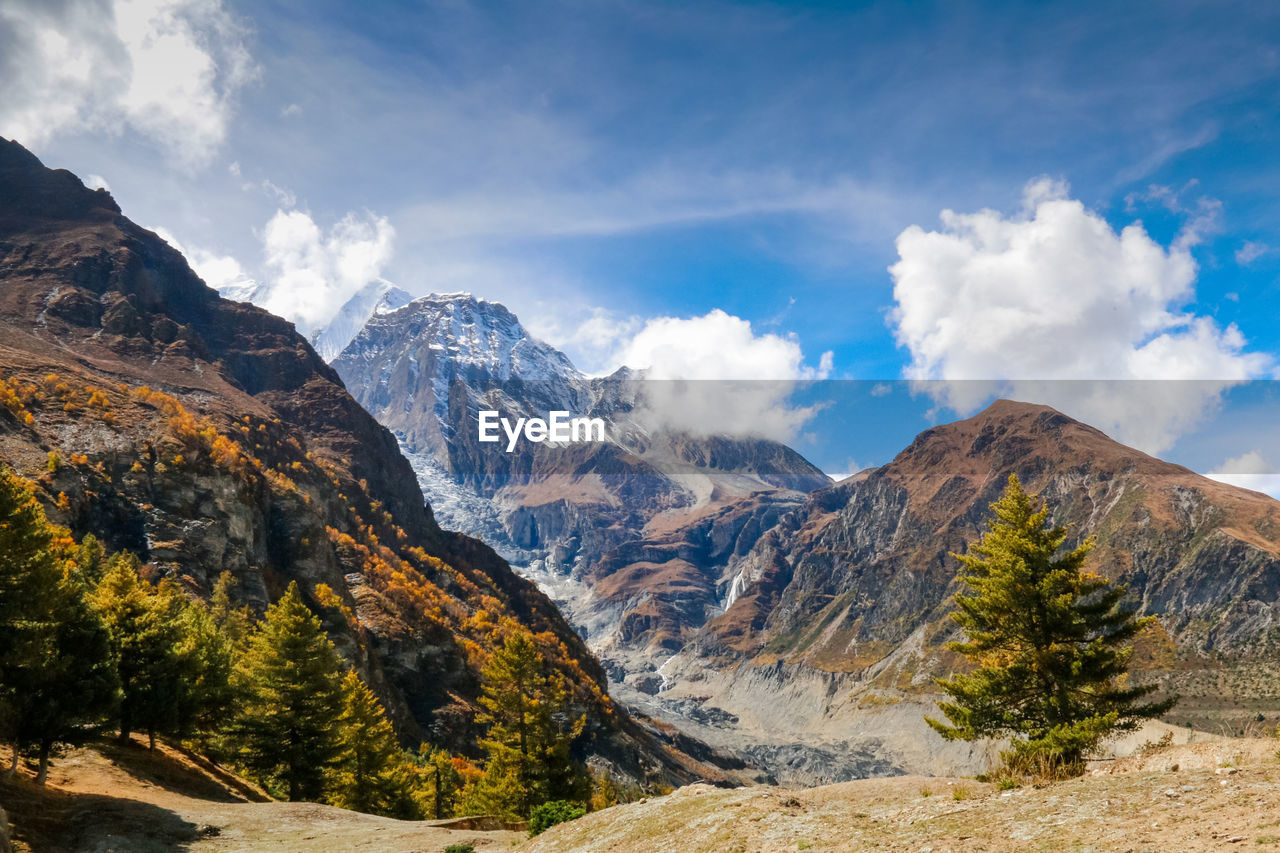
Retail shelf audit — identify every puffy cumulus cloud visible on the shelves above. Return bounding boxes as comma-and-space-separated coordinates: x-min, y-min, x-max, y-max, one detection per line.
612, 309, 833, 443
0, 0, 255, 167
1207, 451, 1280, 499
889, 178, 1273, 454
617, 309, 831, 381
257, 209, 395, 335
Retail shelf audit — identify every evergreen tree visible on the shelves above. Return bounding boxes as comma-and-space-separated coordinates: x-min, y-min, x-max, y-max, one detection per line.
233, 582, 344, 801
328, 671, 422, 818
0, 464, 56, 771
419, 746, 464, 819
74, 534, 105, 582
0, 466, 115, 783
174, 598, 236, 752
12, 561, 117, 783
464, 631, 586, 819
90, 553, 187, 748
927, 474, 1176, 775
209, 570, 252, 650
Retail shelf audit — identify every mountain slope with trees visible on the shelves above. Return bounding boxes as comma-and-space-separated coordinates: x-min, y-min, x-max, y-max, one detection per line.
0, 138, 737, 802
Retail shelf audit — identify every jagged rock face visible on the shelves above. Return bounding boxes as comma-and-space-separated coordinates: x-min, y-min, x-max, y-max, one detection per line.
702, 399, 1280, 665
0, 139, 740, 788
330, 293, 831, 677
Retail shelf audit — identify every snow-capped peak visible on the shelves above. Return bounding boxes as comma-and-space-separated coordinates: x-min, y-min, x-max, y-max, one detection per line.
311, 280, 413, 362
344, 292, 581, 382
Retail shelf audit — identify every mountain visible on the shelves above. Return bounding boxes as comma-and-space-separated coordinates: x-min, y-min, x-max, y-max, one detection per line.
330, 294, 832, 684
309, 280, 413, 362
0, 138, 738, 788
631, 399, 1280, 783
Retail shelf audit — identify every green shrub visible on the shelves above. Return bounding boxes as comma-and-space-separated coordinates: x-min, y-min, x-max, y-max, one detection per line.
529, 800, 586, 837
443, 844, 475, 853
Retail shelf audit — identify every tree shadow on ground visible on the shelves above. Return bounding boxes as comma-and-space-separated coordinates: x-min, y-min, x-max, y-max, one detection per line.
95, 738, 269, 804
2, 776, 201, 853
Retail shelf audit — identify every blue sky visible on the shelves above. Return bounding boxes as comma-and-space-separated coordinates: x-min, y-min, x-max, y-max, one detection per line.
3, 0, 1280, 483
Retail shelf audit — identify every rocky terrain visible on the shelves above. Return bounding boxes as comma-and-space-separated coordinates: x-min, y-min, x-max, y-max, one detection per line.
522, 736, 1280, 853
0, 138, 733, 788
330, 293, 830, 682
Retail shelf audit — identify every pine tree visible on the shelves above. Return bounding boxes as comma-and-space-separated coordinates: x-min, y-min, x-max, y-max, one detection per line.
12, 561, 117, 784
233, 582, 345, 801
328, 671, 423, 818
90, 553, 187, 748
0, 465, 115, 784
0, 465, 57, 772
209, 570, 252, 650
927, 474, 1176, 775
464, 630, 586, 819
174, 598, 236, 752
74, 534, 105, 582
419, 746, 464, 819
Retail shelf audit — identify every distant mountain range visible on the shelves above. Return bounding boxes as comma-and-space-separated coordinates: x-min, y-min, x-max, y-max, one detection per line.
322, 284, 1280, 784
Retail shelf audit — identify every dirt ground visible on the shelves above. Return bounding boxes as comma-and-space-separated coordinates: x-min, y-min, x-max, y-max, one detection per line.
0, 739, 522, 853
520, 739, 1280, 853
4, 736, 1279, 852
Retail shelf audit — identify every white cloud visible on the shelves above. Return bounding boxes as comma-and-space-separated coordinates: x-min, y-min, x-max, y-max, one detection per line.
611, 309, 832, 443
1236, 241, 1270, 266
259, 179, 296, 208
825, 459, 863, 482
525, 306, 643, 376
257, 209, 395, 335
1206, 451, 1280, 500
281, 103, 302, 118
617, 309, 828, 381
889, 178, 1273, 454
85, 174, 111, 192
0, 0, 255, 168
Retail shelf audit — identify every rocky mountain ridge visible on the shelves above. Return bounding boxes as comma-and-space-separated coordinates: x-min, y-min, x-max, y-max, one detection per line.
630, 399, 1280, 783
